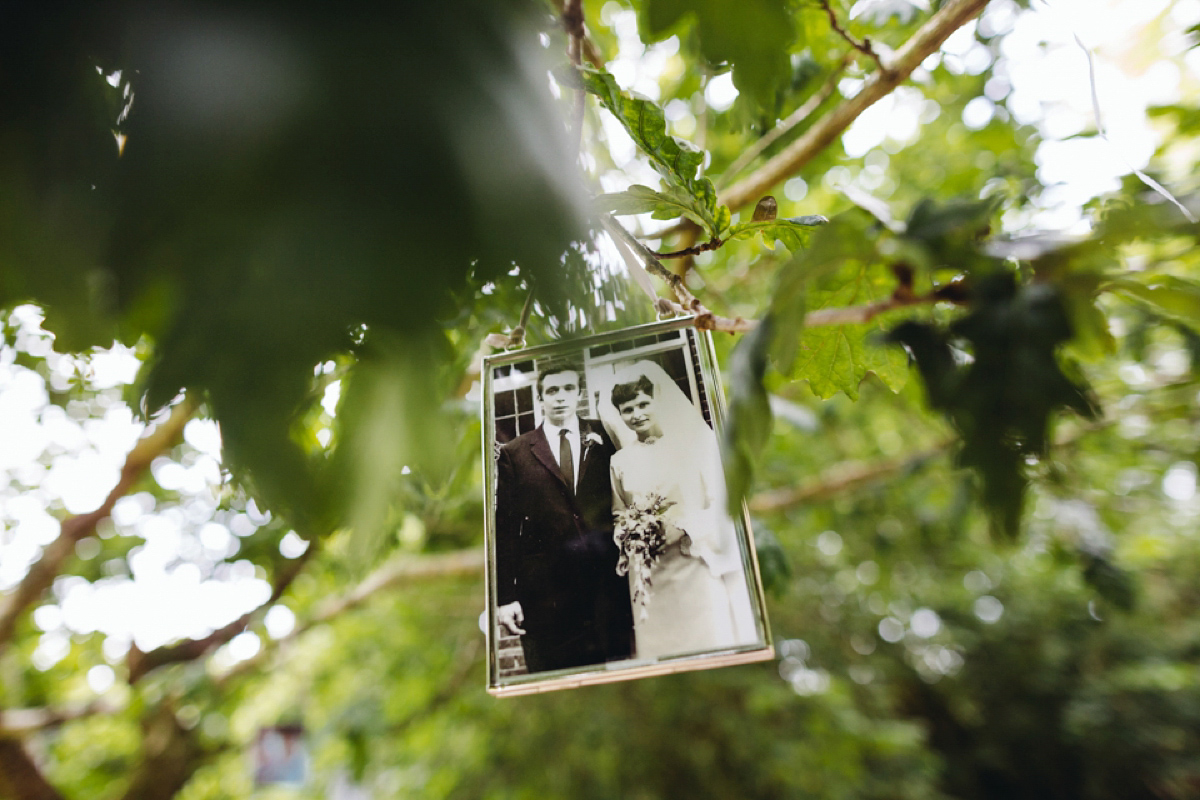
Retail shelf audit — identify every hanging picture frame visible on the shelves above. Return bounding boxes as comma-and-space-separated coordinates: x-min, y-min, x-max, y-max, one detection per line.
251, 724, 308, 787
482, 317, 774, 695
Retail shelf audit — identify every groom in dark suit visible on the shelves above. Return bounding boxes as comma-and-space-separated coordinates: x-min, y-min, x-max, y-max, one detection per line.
495, 359, 634, 673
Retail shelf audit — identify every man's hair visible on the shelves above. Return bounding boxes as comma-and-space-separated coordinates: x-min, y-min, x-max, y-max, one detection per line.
611, 375, 655, 408
535, 358, 584, 397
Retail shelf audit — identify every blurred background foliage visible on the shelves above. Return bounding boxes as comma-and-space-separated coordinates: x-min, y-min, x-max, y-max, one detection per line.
3, 0, 1200, 798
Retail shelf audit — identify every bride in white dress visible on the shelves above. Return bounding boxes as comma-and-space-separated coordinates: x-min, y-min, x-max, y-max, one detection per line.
601, 360, 757, 660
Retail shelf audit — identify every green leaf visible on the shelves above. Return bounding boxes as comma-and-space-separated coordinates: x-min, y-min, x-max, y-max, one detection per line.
713, 204, 733, 237
905, 196, 1000, 243
1107, 274, 1200, 329
896, 195, 1004, 276
722, 318, 774, 516
595, 184, 718, 230
767, 209, 878, 375
1056, 272, 1116, 361
750, 523, 791, 597
1081, 550, 1138, 612
728, 215, 828, 252
330, 332, 454, 569
791, 261, 910, 400
556, 66, 723, 236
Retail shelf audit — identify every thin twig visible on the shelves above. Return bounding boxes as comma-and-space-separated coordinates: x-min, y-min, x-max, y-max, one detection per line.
508, 287, 537, 348
697, 289, 959, 333
601, 216, 694, 308
306, 548, 483, 629
819, 0, 890, 75
644, 253, 701, 312
803, 289, 935, 326
547, 0, 604, 67
656, 236, 725, 259
563, 0, 587, 154
721, 0, 990, 213
0, 398, 196, 654
607, 214, 957, 333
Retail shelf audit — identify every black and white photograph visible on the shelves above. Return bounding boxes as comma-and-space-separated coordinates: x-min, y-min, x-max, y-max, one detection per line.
483, 319, 773, 695
251, 724, 308, 788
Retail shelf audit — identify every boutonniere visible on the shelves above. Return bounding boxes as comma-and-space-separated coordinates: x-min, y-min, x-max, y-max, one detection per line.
584, 432, 604, 450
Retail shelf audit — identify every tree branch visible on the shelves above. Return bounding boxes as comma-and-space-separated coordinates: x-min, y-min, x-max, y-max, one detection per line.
720, 0, 990, 213
819, 0, 890, 74
307, 548, 483, 629
0, 700, 125, 737
750, 443, 951, 512
563, 0, 587, 153
0, 398, 196, 654
127, 543, 318, 684
622, 215, 956, 335
747, 417, 1114, 514
718, 56, 849, 189
118, 701, 210, 800
216, 547, 484, 686
0, 738, 66, 800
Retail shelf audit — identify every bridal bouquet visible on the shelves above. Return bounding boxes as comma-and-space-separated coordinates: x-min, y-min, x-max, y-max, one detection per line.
613, 493, 673, 620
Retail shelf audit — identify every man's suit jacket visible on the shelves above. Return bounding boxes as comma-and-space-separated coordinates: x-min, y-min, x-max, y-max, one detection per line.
495, 419, 633, 672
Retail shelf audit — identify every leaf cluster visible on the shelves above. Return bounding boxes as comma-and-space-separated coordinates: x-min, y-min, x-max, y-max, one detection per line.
887, 272, 1100, 539
0, 0, 586, 536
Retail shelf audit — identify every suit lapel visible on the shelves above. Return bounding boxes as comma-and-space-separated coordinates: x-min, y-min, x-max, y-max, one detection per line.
529, 427, 570, 491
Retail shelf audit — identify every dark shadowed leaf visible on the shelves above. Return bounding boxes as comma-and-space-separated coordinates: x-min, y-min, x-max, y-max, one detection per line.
639, 0, 796, 109
722, 317, 774, 516
1, 0, 587, 526
887, 272, 1100, 539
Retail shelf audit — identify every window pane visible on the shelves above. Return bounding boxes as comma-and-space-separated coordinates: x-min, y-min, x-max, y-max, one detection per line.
495, 390, 515, 418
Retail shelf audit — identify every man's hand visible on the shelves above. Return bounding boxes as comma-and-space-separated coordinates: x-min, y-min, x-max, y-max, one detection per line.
497, 601, 526, 635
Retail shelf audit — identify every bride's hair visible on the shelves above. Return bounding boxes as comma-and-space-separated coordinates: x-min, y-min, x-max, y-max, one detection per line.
611, 375, 654, 408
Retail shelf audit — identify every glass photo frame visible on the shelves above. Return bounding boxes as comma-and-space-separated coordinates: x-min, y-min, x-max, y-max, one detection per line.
482, 318, 773, 695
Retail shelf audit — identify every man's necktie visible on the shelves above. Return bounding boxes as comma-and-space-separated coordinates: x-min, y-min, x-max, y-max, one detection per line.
559, 429, 575, 496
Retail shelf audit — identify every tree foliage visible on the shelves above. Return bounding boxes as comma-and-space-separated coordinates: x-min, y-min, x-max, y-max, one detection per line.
3, 0, 1200, 798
